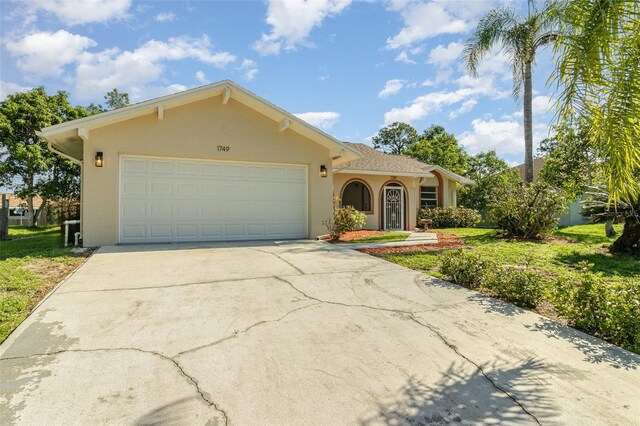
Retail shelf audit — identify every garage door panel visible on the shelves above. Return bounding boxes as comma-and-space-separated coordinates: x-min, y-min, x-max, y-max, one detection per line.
120, 156, 307, 243
122, 158, 147, 173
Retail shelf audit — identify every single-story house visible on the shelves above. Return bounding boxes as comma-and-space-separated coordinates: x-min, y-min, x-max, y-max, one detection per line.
2, 194, 47, 226
37, 80, 471, 246
334, 143, 472, 231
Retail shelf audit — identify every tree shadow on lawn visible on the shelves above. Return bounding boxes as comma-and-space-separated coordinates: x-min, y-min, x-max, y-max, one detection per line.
554, 250, 640, 278
360, 359, 558, 425
527, 318, 640, 370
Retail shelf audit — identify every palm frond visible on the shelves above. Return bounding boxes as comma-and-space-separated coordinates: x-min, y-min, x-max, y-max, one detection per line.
462, 6, 521, 77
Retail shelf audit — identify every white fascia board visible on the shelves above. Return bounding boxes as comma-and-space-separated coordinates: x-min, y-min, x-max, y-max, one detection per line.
333, 169, 436, 178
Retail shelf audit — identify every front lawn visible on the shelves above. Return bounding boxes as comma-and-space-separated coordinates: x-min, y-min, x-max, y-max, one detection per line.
381, 224, 636, 285
0, 226, 90, 343
348, 231, 410, 244
376, 224, 640, 353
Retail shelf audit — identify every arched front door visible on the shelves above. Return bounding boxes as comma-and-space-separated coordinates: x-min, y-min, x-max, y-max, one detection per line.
382, 183, 404, 230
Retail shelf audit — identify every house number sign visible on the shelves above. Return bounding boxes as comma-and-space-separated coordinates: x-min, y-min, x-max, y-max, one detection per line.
217, 145, 230, 152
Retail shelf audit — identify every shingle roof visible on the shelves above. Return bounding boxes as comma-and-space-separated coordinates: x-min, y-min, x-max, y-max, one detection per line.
512, 157, 546, 183
334, 142, 473, 185
333, 143, 435, 174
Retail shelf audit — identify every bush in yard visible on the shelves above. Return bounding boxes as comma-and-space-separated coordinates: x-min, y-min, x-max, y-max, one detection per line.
482, 267, 543, 309
488, 182, 566, 238
417, 206, 481, 228
554, 268, 640, 353
322, 199, 366, 240
439, 250, 494, 288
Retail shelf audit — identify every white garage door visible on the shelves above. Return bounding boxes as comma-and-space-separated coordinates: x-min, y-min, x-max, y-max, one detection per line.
119, 156, 308, 243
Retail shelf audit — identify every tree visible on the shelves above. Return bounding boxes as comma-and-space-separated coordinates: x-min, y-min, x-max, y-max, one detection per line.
551, 0, 640, 206
371, 122, 419, 154
404, 125, 469, 175
104, 88, 130, 109
538, 118, 600, 201
458, 151, 520, 212
464, 1, 557, 183
0, 88, 94, 226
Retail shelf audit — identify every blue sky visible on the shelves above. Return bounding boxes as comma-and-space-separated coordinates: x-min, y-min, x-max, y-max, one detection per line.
0, 0, 558, 166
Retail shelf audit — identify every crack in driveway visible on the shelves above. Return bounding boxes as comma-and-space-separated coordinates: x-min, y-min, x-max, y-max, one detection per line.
175, 302, 321, 357
0, 347, 230, 426
273, 276, 542, 425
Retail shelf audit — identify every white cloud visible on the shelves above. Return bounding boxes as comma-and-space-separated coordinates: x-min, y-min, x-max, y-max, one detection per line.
386, 2, 468, 49
195, 70, 209, 84
253, 0, 351, 55
294, 111, 340, 129
74, 35, 236, 99
5, 30, 96, 79
383, 75, 503, 125
532, 95, 553, 116
155, 12, 176, 22
238, 59, 258, 81
378, 79, 405, 98
0, 81, 32, 101
427, 42, 464, 67
458, 118, 549, 156
449, 99, 477, 118
26, 0, 132, 25
395, 51, 416, 64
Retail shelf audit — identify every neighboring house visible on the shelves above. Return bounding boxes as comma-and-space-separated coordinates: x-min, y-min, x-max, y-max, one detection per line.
334, 143, 472, 231
512, 157, 586, 227
2, 194, 46, 226
37, 80, 471, 246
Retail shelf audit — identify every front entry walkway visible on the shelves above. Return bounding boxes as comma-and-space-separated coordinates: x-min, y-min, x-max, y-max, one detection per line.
1, 241, 638, 425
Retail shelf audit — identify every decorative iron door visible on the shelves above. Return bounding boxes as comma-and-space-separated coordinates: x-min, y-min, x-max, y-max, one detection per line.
384, 186, 404, 230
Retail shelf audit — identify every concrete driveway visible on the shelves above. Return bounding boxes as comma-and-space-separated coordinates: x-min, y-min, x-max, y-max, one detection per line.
1, 241, 638, 425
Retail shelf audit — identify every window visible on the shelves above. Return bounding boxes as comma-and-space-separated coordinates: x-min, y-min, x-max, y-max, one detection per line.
342, 180, 372, 212
420, 186, 438, 208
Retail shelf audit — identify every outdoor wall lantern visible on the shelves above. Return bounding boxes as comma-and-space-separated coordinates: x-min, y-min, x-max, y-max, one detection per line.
320, 165, 328, 178
95, 152, 104, 167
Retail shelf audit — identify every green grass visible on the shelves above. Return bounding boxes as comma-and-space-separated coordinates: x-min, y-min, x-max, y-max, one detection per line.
0, 226, 88, 343
380, 224, 637, 285
349, 232, 410, 243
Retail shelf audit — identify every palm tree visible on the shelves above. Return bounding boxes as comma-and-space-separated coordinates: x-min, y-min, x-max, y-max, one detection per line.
463, 2, 557, 183
551, 0, 639, 207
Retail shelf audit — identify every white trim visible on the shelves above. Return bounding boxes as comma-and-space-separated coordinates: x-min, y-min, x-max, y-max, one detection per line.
157, 105, 164, 120
335, 169, 436, 178
335, 166, 473, 185
383, 184, 405, 231
78, 127, 89, 142
48, 142, 82, 164
222, 86, 231, 104
279, 117, 290, 132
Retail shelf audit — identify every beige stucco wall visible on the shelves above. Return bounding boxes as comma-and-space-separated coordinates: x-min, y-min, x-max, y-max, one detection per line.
333, 172, 457, 231
81, 95, 333, 246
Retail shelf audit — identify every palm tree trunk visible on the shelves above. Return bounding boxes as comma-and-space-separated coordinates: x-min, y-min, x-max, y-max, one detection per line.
610, 216, 640, 253
523, 60, 534, 183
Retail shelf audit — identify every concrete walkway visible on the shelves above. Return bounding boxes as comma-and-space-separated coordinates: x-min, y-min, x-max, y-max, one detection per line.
1, 240, 639, 425
335, 232, 438, 249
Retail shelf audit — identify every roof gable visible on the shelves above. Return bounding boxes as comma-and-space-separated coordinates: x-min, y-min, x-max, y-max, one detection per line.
37, 80, 360, 164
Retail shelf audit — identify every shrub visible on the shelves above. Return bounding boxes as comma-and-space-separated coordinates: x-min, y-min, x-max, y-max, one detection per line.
554, 269, 640, 352
322, 202, 366, 240
488, 182, 566, 238
439, 250, 494, 288
482, 267, 543, 309
417, 206, 481, 228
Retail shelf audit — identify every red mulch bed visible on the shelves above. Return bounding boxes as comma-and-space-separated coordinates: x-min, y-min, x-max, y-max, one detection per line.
332, 230, 386, 242
358, 232, 466, 255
